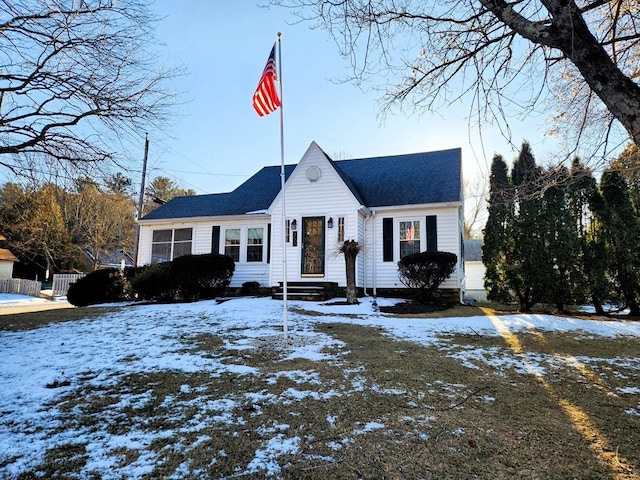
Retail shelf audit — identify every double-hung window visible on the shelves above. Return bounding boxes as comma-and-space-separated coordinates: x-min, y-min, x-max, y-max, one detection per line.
225, 229, 241, 262
247, 227, 264, 262
399, 220, 421, 258
151, 228, 192, 263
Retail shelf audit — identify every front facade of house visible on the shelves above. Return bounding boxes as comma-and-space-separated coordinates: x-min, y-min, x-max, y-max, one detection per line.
137, 142, 465, 298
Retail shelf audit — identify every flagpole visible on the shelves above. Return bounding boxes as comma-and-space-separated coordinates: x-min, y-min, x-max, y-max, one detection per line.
277, 32, 288, 340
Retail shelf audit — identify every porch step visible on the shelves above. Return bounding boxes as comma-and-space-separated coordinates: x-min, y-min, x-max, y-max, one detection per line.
271, 282, 338, 301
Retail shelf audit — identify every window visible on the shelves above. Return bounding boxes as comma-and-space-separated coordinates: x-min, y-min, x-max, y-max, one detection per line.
247, 227, 264, 262
173, 228, 193, 258
225, 229, 240, 262
151, 228, 192, 264
399, 220, 421, 258
337, 217, 345, 242
285, 219, 291, 243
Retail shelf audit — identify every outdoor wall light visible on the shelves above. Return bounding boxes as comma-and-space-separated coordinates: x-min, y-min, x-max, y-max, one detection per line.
327, 217, 334, 228
291, 219, 297, 231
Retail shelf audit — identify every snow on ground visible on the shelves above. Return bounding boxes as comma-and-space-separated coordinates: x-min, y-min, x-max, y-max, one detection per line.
0, 294, 639, 478
0, 293, 52, 306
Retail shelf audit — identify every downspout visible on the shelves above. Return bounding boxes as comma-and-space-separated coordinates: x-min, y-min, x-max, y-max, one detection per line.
362, 211, 371, 296
371, 210, 377, 299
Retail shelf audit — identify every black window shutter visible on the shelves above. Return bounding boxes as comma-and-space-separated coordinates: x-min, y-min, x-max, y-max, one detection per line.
267, 224, 271, 264
212, 226, 220, 254
382, 218, 393, 262
426, 215, 437, 252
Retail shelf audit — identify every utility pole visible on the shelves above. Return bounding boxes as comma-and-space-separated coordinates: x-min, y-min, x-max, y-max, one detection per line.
133, 134, 149, 267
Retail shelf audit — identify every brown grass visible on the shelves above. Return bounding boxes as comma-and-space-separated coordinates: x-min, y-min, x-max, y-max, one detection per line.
0, 307, 121, 332
5, 304, 640, 479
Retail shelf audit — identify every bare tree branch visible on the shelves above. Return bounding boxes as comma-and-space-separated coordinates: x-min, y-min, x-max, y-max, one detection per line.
275, 0, 640, 158
0, 0, 183, 178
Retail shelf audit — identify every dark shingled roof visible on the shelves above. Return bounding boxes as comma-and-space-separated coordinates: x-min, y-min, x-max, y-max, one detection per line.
142, 148, 461, 221
331, 148, 461, 207
464, 239, 483, 262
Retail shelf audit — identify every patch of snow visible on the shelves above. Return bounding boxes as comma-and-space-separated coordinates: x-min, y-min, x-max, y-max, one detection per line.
244, 434, 300, 477
353, 421, 385, 435
617, 386, 640, 394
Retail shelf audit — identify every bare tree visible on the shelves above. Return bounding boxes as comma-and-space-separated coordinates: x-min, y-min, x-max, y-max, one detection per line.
278, 1, 640, 154
66, 179, 136, 271
464, 174, 487, 239
0, 0, 181, 177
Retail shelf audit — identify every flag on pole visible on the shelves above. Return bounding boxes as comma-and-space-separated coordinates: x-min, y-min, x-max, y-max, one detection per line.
253, 43, 281, 116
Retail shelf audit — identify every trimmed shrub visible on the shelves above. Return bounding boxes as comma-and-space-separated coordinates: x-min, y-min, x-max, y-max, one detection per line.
170, 253, 235, 300
398, 251, 458, 303
129, 262, 173, 302
67, 268, 127, 307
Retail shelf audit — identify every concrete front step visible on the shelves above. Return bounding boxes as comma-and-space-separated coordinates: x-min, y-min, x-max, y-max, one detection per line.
271, 282, 338, 301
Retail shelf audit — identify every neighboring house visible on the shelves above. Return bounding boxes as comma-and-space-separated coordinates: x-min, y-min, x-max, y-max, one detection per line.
463, 238, 486, 302
137, 141, 465, 299
0, 234, 18, 279
81, 248, 134, 270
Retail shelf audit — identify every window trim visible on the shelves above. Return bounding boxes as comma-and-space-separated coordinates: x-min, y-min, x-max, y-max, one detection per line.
246, 227, 264, 262
151, 227, 193, 264
337, 216, 345, 242
222, 225, 268, 264
224, 228, 241, 262
399, 219, 422, 259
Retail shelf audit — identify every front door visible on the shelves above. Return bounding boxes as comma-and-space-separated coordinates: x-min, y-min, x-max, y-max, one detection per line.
301, 216, 325, 276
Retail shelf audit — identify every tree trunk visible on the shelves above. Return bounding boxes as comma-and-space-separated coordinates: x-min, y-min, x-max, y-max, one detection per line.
482, 0, 640, 144
341, 240, 360, 305
345, 252, 357, 304
591, 294, 605, 316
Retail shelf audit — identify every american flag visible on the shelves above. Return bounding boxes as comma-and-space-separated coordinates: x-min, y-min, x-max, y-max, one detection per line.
252, 43, 281, 116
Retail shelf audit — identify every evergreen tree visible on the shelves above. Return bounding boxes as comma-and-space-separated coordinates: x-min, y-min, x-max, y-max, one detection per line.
540, 166, 584, 311
597, 171, 640, 315
568, 159, 609, 314
507, 142, 548, 311
610, 143, 640, 211
482, 154, 513, 303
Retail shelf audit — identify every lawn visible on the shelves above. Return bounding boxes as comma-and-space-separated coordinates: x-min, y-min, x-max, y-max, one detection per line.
0, 297, 639, 479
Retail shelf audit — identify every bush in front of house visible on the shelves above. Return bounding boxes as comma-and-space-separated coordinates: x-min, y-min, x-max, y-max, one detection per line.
398, 251, 458, 303
170, 253, 235, 300
67, 268, 128, 307
128, 262, 174, 302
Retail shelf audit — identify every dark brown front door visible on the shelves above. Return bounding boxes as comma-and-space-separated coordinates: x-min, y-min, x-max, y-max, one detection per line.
301, 216, 325, 276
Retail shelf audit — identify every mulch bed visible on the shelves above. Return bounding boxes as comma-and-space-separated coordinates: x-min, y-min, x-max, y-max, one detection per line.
378, 301, 450, 314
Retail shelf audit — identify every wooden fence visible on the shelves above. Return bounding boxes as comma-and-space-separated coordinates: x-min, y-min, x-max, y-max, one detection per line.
0, 278, 42, 298
52, 274, 85, 297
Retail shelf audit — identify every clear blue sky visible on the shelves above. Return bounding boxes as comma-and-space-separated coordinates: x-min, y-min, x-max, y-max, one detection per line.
147, 0, 562, 196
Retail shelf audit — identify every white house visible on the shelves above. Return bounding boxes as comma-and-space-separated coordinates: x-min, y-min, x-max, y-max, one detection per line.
137, 142, 465, 300
463, 238, 486, 302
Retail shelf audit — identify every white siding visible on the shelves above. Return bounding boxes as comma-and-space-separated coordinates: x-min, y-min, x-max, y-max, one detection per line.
464, 261, 486, 301
364, 206, 462, 290
137, 216, 271, 288
193, 224, 213, 254
465, 261, 485, 290
137, 226, 153, 266
269, 143, 363, 287
0, 261, 13, 279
